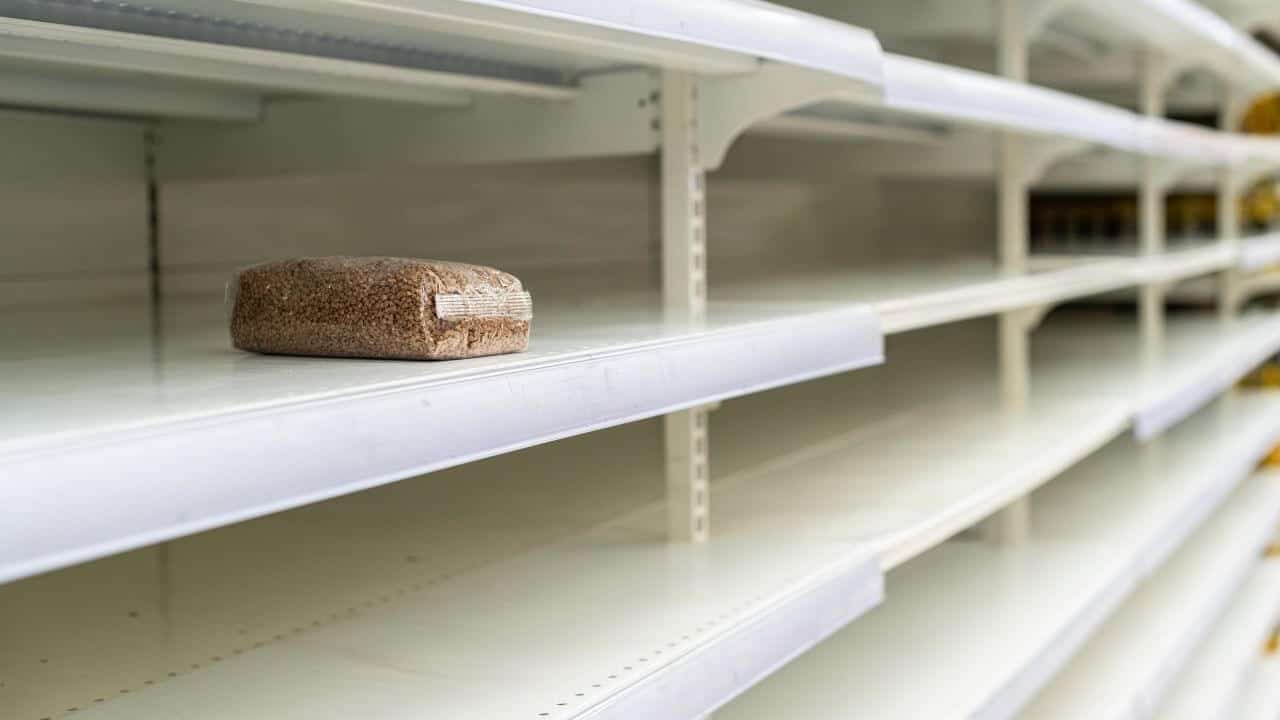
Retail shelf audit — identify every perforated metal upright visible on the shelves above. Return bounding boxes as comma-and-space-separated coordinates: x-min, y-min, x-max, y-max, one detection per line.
662, 69, 712, 543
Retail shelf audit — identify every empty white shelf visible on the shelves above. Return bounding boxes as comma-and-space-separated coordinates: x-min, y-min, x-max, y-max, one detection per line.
59, 510, 883, 720
1135, 244, 1237, 284
637, 386, 1130, 572
882, 55, 1139, 150
1031, 244, 1237, 287
718, 539, 1131, 720
1037, 309, 1280, 439
1154, 559, 1280, 720
0, 296, 882, 584
717, 392, 1280, 720
6, 329, 1151, 719
1231, 656, 1280, 720
0, 0, 883, 120
1024, 471, 1280, 720
1241, 232, 1280, 273
870, 54, 1142, 150
1032, 393, 1280, 581
842, 0, 1280, 95
136, 0, 885, 80
714, 256, 1137, 335
1140, 117, 1245, 168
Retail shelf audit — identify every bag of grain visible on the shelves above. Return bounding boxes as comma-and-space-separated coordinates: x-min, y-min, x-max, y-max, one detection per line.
228, 257, 532, 360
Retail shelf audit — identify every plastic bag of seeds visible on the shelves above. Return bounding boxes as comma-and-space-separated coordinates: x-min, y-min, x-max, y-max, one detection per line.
227, 257, 532, 360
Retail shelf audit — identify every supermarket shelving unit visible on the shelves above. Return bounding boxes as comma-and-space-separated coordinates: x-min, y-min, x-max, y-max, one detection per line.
6, 1, 1280, 719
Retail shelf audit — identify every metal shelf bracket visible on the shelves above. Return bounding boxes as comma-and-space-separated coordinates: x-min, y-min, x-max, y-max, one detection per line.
696, 61, 882, 171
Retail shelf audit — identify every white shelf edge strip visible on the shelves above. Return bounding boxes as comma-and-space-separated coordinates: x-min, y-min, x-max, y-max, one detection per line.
875, 258, 1135, 335
1133, 244, 1237, 285
0, 17, 563, 105
1025, 471, 1280, 720
1154, 559, 1280, 720
1231, 656, 1280, 720
718, 394, 1280, 720
1241, 232, 1280, 273
0, 306, 882, 585
39, 0, 885, 83
63, 513, 886, 719
1136, 317, 1280, 441
882, 54, 1140, 151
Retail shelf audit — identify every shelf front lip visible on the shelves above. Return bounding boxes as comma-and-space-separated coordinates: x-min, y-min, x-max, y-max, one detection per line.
1240, 233, 1280, 272
1154, 561, 1280, 720
0, 305, 883, 585
876, 259, 1136, 335
874, 401, 1132, 571
1140, 493, 1280, 716
584, 555, 883, 720
1135, 400, 1280, 582
1028, 471, 1280, 720
0, 17, 574, 106
1090, 0, 1280, 90
1030, 245, 1236, 288
169, 0, 886, 87
1141, 118, 1246, 167
1234, 657, 1280, 720
881, 55, 1141, 151
60, 541, 883, 720
1132, 244, 1237, 285
720, 396, 1280, 720
1136, 317, 1280, 441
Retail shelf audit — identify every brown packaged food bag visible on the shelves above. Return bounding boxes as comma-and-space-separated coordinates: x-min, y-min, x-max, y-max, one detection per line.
228, 257, 532, 360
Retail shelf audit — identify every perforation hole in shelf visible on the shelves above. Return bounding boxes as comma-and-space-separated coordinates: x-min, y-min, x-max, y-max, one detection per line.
529, 588, 784, 717
16, 550, 504, 720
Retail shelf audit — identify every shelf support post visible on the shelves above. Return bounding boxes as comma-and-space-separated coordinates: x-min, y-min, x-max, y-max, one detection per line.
1218, 88, 1247, 321
983, 0, 1033, 545
1139, 48, 1172, 369
662, 69, 711, 543
1217, 167, 1243, 319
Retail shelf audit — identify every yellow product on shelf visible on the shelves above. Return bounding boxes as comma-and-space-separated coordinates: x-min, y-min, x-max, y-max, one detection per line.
1243, 93, 1280, 135
1242, 363, 1280, 389
1242, 94, 1280, 229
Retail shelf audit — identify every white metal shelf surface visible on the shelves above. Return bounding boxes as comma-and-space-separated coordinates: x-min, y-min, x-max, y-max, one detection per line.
0, 296, 881, 584
1037, 309, 1280, 439
22, 364, 1140, 719
1024, 471, 1280, 720
57, 499, 883, 720
1241, 231, 1280, 273
643, 386, 1128, 573
712, 256, 1137, 335
832, 0, 1280, 95
717, 392, 1280, 720
1231, 656, 1280, 720
1031, 244, 1237, 287
1153, 559, 1280, 720
0, 0, 886, 120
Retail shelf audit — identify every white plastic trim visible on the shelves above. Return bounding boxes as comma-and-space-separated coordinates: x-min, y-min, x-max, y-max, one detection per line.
1135, 321, 1280, 440
884, 55, 1141, 152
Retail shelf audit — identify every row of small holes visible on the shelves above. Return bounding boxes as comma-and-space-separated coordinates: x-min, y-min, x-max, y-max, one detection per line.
21, 553, 486, 719
532, 592, 775, 717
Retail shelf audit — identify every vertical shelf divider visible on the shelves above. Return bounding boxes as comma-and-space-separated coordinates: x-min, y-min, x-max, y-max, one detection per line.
985, 0, 1035, 545
662, 69, 713, 544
